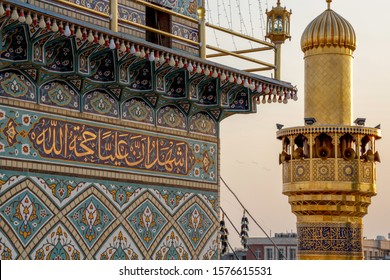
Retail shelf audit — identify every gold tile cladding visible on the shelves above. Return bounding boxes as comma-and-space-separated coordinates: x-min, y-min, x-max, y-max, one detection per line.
304, 49, 353, 125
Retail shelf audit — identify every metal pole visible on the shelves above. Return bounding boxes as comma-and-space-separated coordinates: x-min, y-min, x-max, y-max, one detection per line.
110, 0, 118, 32
274, 43, 281, 80
198, 7, 206, 59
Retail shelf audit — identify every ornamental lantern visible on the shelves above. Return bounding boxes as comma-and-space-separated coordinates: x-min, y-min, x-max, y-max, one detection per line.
265, 0, 292, 79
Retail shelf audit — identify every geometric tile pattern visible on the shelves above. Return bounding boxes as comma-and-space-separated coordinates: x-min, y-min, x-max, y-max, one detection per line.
0, 227, 19, 260
149, 189, 193, 215
282, 162, 291, 183
360, 162, 373, 184
305, 54, 352, 125
338, 160, 358, 182
67, 195, 115, 249
292, 160, 310, 182
153, 228, 191, 260
313, 159, 335, 181
178, 203, 213, 249
95, 226, 143, 260
0, 189, 53, 246
30, 222, 84, 260
68, 0, 110, 15
118, 4, 145, 24
127, 199, 168, 250
199, 231, 219, 260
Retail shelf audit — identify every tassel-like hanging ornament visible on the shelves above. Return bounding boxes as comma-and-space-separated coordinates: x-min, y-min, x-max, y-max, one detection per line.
18, 9, 26, 23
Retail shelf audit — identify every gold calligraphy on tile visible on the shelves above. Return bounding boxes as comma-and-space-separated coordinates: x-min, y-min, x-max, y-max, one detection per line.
28, 117, 196, 175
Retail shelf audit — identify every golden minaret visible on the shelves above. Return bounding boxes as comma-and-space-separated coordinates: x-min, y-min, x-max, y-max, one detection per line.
277, 0, 381, 260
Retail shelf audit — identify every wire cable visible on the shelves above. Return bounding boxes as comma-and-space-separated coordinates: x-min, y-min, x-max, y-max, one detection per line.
221, 207, 259, 260
220, 176, 286, 260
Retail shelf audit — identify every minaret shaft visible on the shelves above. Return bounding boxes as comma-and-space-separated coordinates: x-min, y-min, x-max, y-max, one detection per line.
277, 1, 381, 260
304, 48, 353, 125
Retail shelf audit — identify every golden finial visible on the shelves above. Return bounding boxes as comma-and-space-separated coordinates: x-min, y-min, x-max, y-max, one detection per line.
277, 0, 281, 6
327, 0, 332, 9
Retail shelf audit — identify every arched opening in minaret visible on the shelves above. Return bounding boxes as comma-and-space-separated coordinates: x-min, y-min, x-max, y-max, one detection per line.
361, 135, 379, 162
279, 137, 291, 164
293, 134, 308, 159
314, 133, 334, 160
339, 133, 357, 161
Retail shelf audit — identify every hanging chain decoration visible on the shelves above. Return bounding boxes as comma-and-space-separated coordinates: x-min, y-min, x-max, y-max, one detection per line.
248, 0, 255, 38
235, 0, 253, 48
240, 210, 249, 249
222, 0, 238, 51
258, 0, 267, 38
220, 213, 229, 255
206, 0, 220, 48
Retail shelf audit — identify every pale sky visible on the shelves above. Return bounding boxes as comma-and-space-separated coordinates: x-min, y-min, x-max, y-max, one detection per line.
207, 0, 390, 248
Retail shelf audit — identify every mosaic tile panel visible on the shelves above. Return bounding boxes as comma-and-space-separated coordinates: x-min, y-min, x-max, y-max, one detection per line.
172, 23, 199, 43
0, 189, 53, 246
292, 160, 310, 182
313, 159, 335, 181
198, 193, 218, 215
150, 0, 201, 19
90, 51, 115, 82
95, 226, 143, 260
297, 223, 362, 256
0, 227, 19, 260
178, 203, 213, 249
68, 0, 110, 14
0, 173, 26, 196
0, 170, 218, 259
153, 228, 191, 260
199, 80, 218, 105
0, 106, 218, 182
0, 26, 28, 61
282, 161, 291, 183
67, 194, 115, 249
1, 169, 217, 215
118, 4, 145, 24
189, 112, 217, 136
360, 162, 373, 184
149, 189, 193, 215
45, 38, 74, 72
129, 62, 152, 91
157, 105, 187, 131
230, 89, 250, 111
40, 80, 79, 111
31, 223, 84, 260
199, 231, 218, 260
164, 70, 187, 98
122, 98, 154, 125
83, 90, 119, 117
127, 199, 168, 250
29, 176, 90, 210
338, 160, 359, 182
0, 70, 36, 102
